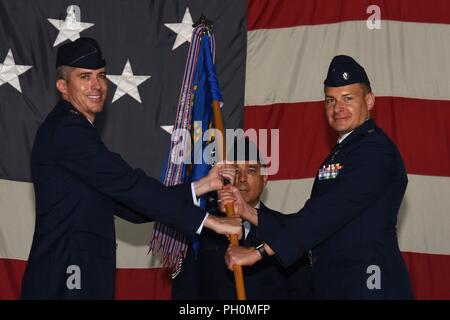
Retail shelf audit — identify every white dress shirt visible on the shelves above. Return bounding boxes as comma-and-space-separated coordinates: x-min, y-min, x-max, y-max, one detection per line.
338, 130, 353, 144
191, 182, 208, 234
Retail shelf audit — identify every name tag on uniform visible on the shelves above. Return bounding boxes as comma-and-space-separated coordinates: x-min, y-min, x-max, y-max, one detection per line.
318, 163, 344, 180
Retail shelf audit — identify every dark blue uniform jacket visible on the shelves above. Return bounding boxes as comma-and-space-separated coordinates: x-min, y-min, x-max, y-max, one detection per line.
259, 119, 414, 299
21, 100, 205, 299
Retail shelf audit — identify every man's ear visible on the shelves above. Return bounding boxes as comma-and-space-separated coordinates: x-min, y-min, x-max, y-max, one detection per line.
56, 79, 68, 96
366, 92, 375, 111
262, 173, 268, 187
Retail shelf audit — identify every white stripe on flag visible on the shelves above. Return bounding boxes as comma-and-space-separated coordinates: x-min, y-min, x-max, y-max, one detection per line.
0, 179, 163, 268
3, 174, 449, 262
262, 174, 450, 255
246, 20, 450, 106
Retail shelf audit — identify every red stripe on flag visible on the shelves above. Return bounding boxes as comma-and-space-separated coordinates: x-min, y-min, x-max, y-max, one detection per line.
115, 268, 172, 300
245, 101, 333, 180
0, 258, 171, 300
244, 97, 450, 180
403, 251, 450, 299
0, 258, 26, 299
3, 255, 449, 299
247, 0, 450, 31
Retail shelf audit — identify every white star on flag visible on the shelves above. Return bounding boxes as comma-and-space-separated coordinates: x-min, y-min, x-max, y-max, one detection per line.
164, 7, 194, 50
107, 60, 151, 104
48, 5, 95, 47
160, 125, 174, 135
0, 49, 32, 93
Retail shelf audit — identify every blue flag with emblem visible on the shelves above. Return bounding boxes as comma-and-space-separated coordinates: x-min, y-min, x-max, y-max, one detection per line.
150, 24, 223, 275
186, 31, 223, 258
189, 32, 223, 205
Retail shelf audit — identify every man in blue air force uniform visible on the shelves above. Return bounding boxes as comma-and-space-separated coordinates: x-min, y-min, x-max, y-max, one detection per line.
21, 38, 241, 299
172, 139, 293, 300
224, 55, 414, 299
174, 139, 312, 300
199, 138, 314, 300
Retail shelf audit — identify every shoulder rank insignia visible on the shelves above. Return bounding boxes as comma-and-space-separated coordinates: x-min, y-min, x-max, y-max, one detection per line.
318, 163, 344, 180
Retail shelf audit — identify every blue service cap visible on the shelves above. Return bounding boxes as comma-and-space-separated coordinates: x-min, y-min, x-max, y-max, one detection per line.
324, 55, 370, 87
56, 37, 106, 69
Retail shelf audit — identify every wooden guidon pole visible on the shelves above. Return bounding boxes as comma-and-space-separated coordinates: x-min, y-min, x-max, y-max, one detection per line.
212, 100, 247, 300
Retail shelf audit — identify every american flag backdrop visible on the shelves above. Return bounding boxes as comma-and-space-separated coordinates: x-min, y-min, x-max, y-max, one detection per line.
1, 0, 449, 300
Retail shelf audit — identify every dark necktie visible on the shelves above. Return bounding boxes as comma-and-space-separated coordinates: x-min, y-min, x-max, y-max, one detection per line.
325, 142, 340, 163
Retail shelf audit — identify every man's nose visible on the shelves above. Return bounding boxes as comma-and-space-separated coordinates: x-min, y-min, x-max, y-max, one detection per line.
90, 77, 100, 90
334, 99, 345, 112
239, 172, 247, 183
